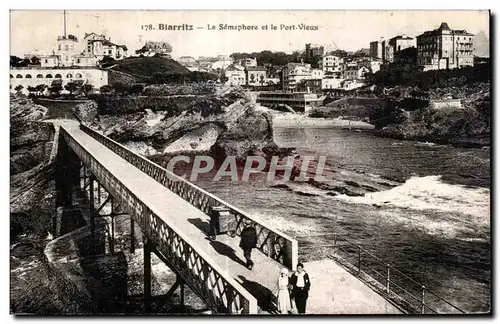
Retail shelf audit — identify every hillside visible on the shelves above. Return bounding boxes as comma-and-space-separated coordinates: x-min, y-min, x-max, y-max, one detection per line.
108, 56, 190, 79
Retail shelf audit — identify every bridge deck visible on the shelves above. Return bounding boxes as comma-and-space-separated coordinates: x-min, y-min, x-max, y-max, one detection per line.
62, 121, 402, 314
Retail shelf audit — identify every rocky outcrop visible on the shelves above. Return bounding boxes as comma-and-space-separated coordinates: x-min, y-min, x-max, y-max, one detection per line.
84, 86, 285, 161
74, 100, 99, 123
211, 108, 279, 161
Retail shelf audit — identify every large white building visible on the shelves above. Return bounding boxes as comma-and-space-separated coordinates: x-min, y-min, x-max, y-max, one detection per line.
282, 62, 312, 91
10, 67, 109, 92
224, 65, 246, 86
39, 32, 128, 68
417, 22, 475, 71
319, 55, 344, 73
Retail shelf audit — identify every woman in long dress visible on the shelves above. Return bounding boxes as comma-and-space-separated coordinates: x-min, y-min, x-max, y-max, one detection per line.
275, 268, 292, 314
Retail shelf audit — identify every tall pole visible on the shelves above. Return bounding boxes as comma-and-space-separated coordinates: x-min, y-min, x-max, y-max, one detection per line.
63, 10, 67, 37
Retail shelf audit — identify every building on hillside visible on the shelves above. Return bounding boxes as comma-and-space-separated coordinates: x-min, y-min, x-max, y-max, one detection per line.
388, 35, 416, 53
341, 79, 365, 91
305, 43, 325, 62
382, 40, 394, 62
319, 55, 344, 73
137, 41, 172, 57
239, 57, 257, 67
40, 35, 78, 67
297, 78, 322, 93
224, 64, 246, 86
82, 33, 128, 62
311, 68, 324, 80
10, 67, 108, 92
321, 77, 343, 90
246, 66, 267, 86
370, 40, 384, 59
211, 58, 234, 71
343, 66, 370, 80
38, 32, 128, 68
416, 22, 474, 71
264, 77, 281, 86
281, 62, 312, 91
358, 58, 383, 74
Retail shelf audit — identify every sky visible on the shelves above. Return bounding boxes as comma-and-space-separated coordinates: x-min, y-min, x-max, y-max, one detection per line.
10, 10, 490, 59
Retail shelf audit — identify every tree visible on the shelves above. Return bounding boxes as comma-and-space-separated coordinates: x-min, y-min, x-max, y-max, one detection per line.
111, 82, 129, 95
100, 85, 113, 93
98, 55, 116, 68
14, 85, 23, 93
49, 83, 63, 95
130, 84, 144, 95
10, 55, 27, 67
30, 56, 41, 65
35, 84, 47, 93
220, 75, 229, 84
82, 84, 94, 96
27, 86, 37, 93
64, 81, 79, 95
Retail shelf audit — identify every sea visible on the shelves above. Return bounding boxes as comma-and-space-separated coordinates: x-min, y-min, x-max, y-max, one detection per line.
191, 126, 491, 313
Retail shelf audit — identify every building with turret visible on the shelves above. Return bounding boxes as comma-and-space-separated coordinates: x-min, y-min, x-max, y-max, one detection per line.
416, 22, 474, 71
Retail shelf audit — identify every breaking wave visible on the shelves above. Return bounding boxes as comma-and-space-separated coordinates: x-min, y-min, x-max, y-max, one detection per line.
336, 175, 490, 219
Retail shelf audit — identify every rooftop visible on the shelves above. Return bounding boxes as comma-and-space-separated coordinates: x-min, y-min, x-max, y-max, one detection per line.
390, 35, 414, 41
418, 22, 474, 37
246, 66, 267, 71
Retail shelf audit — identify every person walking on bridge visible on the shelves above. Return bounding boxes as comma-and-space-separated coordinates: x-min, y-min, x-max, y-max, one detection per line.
289, 263, 311, 314
239, 219, 257, 270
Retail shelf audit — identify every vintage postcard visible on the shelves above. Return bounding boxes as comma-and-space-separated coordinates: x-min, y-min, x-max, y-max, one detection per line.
9, 10, 491, 316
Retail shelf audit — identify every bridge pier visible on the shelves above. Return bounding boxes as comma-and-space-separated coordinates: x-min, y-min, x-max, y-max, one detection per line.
89, 175, 96, 255
144, 236, 152, 312
54, 134, 80, 237
130, 218, 136, 254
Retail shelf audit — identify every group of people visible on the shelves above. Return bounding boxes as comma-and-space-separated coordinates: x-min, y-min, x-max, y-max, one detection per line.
238, 219, 311, 314
275, 263, 311, 314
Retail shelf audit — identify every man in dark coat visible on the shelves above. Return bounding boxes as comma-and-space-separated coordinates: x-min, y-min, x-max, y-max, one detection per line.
239, 219, 257, 270
289, 263, 311, 314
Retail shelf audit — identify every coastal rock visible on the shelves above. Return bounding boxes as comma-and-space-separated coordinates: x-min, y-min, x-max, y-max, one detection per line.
87, 86, 282, 161
210, 108, 279, 161
74, 100, 98, 123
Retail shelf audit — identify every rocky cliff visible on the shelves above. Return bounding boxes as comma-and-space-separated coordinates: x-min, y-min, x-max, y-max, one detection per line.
372, 83, 490, 147
77, 86, 284, 160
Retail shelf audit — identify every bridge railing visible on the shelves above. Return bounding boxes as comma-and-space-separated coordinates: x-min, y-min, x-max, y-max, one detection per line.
60, 126, 258, 314
329, 234, 466, 314
79, 123, 299, 271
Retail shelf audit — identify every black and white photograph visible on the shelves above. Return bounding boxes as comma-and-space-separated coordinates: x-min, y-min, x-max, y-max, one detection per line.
8, 8, 491, 316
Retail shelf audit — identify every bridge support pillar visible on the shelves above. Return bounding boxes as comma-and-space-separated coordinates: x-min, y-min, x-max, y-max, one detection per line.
143, 236, 152, 313
130, 218, 136, 254
89, 176, 96, 255
54, 135, 80, 238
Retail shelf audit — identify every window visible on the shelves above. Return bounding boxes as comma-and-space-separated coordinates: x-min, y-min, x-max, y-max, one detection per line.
58, 45, 61, 51
46, 74, 53, 78
16, 74, 22, 78
10, 74, 13, 78
44, 59, 48, 63
76, 59, 80, 63
65, 45, 69, 51
37, 74, 43, 78
55, 74, 62, 78
108, 50, 112, 54
25, 74, 32, 78
67, 74, 73, 78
